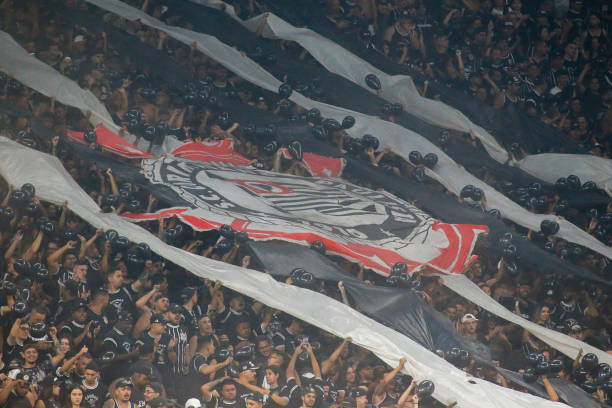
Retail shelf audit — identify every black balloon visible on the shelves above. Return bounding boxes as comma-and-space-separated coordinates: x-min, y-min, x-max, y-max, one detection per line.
581, 353, 599, 372
219, 225, 235, 239
535, 360, 550, 375
215, 239, 234, 255
341, 116, 355, 129
112, 236, 130, 252
391, 262, 407, 277
423, 153, 438, 169
415, 380, 434, 399
408, 151, 423, 165
365, 73, 381, 90
20, 183, 36, 199
549, 359, 563, 374
306, 108, 322, 124
362, 134, 380, 150
460, 185, 475, 199
278, 83, 293, 99
322, 118, 342, 132
310, 241, 326, 254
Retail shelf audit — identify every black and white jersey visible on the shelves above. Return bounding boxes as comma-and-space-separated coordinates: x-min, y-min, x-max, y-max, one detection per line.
166, 323, 189, 374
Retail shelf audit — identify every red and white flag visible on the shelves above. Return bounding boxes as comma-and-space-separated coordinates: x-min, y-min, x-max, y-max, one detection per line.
67, 124, 151, 159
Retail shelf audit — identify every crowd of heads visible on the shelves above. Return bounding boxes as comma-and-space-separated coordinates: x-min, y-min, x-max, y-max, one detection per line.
0, 0, 611, 407
323, 0, 611, 157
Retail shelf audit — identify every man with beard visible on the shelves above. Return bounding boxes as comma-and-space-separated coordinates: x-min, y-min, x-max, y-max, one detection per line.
103, 378, 134, 408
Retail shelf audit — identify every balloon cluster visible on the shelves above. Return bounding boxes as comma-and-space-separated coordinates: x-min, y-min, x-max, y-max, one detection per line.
575, 353, 612, 395
1, 184, 39, 231
383, 262, 423, 291
444, 347, 472, 369
508, 182, 551, 213
212, 225, 248, 255
522, 353, 564, 383
497, 232, 520, 277
408, 150, 439, 169
100, 182, 145, 213
460, 185, 485, 203
123, 108, 169, 143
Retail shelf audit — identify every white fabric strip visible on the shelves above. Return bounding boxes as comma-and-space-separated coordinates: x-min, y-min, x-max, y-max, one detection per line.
80, 0, 612, 258
0, 31, 149, 152
0, 137, 570, 408
191, 0, 612, 193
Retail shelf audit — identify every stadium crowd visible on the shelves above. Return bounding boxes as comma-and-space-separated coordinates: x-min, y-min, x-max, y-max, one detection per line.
0, 1, 611, 408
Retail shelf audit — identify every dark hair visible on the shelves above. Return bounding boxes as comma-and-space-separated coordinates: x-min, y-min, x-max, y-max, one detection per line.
61, 383, 84, 407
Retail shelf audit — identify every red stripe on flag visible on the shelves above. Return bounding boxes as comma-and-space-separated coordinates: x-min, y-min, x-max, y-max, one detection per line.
67, 124, 151, 159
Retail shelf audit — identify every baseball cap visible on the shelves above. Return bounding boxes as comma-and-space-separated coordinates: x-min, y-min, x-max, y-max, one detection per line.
461, 313, 478, 323
185, 398, 202, 408
167, 303, 183, 314
149, 397, 170, 408
240, 361, 259, 372
180, 287, 197, 301
154, 293, 169, 302
73, 35, 85, 43
150, 313, 168, 325
244, 393, 265, 403
570, 323, 583, 333
71, 300, 88, 311
15, 371, 32, 383
116, 378, 133, 388
350, 388, 367, 398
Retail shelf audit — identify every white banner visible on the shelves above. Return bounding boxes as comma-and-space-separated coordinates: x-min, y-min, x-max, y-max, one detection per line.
0, 137, 570, 408
191, 0, 612, 193
80, 0, 612, 259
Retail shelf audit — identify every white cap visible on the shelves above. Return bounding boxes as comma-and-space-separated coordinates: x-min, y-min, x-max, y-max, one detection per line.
73, 35, 85, 43
461, 313, 478, 323
185, 398, 202, 408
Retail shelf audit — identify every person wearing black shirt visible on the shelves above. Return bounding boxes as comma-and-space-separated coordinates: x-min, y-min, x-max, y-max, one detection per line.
271, 318, 303, 354
164, 304, 190, 399
231, 366, 289, 408
2, 371, 34, 408
20, 343, 61, 387
180, 287, 202, 337
186, 335, 233, 400
284, 344, 325, 408
102, 311, 139, 380
135, 314, 176, 388
201, 377, 245, 408
82, 362, 107, 408
61, 300, 99, 349
105, 268, 136, 314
